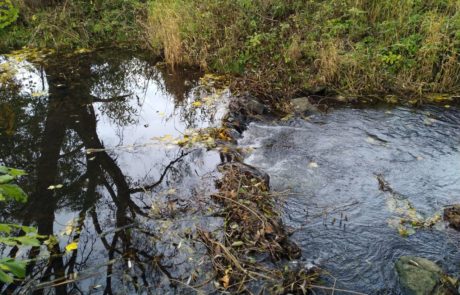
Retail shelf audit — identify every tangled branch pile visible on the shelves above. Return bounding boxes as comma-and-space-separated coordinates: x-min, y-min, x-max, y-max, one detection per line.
199, 163, 318, 294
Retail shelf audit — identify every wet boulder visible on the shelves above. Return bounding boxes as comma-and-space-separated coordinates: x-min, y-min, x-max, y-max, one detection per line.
246, 98, 268, 115
395, 256, 459, 295
291, 97, 319, 114
444, 205, 460, 230
236, 93, 269, 116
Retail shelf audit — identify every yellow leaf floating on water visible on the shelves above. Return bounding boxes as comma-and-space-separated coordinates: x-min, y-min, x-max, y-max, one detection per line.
86, 148, 106, 154
429, 94, 452, 103
308, 162, 318, 169
62, 218, 78, 236
192, 101, 202, 107
366, 137, 377, 144
152, 134, 175, 143
31, 91, 47, 97
74, 48, 92, 54
48, 184, 63, 190
65, 241, 78, 252
398, 226, 410, 237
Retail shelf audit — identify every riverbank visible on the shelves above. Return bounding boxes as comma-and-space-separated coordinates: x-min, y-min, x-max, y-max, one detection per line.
1, 0, 460, 105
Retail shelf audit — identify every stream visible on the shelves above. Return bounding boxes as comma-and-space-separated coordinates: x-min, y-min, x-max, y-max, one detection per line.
239, 106, 460, 294
0, 50, 459, 294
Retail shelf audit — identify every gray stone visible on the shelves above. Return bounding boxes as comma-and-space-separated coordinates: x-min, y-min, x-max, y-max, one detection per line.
444, 205, 460, 230
395, 256, 458, 295
291, 97, 319, 114
246, 98, 268, 115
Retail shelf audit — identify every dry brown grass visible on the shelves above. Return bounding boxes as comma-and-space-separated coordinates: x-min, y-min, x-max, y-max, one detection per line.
146, 1, 184, 66
315, 41, 341, 85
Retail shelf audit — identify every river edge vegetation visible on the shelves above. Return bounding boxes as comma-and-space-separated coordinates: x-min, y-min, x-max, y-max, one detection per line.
1, 0, 460, 105
0, 166, 44, 284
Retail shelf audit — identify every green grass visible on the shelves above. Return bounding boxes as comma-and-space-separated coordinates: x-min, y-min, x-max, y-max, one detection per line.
1, 0, 460, 102
147, 0, 460, 101
0, 0, 146, 51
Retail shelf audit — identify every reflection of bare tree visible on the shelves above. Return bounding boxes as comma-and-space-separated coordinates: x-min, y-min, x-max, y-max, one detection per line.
0, 51, 209, 294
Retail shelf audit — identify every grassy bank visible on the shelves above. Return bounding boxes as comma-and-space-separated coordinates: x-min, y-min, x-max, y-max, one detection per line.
1, 0, 460, 101
0, 0, 146, 50
147, 0, 460, 101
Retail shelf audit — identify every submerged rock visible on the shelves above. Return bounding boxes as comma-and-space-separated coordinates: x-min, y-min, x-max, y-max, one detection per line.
291, 97, 319, 114
395, 256, 459, 295
444, 205, 460, 230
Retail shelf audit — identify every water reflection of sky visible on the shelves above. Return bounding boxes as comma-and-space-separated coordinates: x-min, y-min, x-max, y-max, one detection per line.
0, 51, 226, 294
0, 56, 48, 95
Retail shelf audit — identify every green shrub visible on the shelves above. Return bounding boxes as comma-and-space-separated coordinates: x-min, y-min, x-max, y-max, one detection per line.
0, 166, 43, 284
0, 0, 19, 29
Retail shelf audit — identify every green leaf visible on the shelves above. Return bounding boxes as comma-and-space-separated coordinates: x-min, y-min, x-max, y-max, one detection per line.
7, 168, 26, 177
0, 175, 14, 184
0, 166, 26, 178
0, 269, 13, 284
0, 224, 11, 234
0, 237, 18, 246
0, 259, 26, 278
14, 236, 40, 247
0, 166, 8, 174
20, 225, 37, 234
0, 0, 19, 30
0, 184, 28, 203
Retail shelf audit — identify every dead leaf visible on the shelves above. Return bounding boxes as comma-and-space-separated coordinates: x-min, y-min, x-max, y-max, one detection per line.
192, 101, 202, 107
220, 274, 230, 289
65, 241, 78, 252
308, 162, 318, 169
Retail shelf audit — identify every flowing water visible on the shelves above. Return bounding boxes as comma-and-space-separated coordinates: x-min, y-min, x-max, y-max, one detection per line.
1, 50, 460, 294
239, 106, 460, 294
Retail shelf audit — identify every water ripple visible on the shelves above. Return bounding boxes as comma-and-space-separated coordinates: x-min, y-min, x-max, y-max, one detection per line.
240, 106, 460, 294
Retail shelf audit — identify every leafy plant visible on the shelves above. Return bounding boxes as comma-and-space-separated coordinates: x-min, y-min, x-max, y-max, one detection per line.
0, 166, 27, 202
0, 0, 19, 29
147, 0, 460, 101
0, 166, 43, 284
